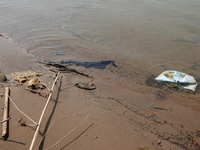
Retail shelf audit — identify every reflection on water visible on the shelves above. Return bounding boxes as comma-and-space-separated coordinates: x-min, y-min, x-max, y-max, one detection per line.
0, 0, 200, 83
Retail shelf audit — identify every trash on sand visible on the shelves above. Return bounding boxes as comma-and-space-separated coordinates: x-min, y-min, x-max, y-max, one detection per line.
55, 51, 63, 55
12, 70, 45, 89
18, 118, 37, 127
18, 118, 27, 126
154, 111, 159, 115
26, 78, 45, 89
0, 72, 6, 82
151, 104, 169, 111
75, 82, 96, 90
155, 70, 197, 91
12, 70, 43, 83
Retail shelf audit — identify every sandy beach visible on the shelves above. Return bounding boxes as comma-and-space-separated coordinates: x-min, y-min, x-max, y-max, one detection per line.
0, 37, 200, 150
0, 35, 200, 150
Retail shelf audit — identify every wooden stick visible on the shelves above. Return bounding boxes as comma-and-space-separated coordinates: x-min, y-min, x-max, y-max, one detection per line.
29, 72, 60, 150
2, 87, 10, 139
34, 120, 55, 150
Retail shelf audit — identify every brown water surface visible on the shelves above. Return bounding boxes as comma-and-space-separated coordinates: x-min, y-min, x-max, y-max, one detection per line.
0, 1, 200, 149
0, 0, 200, 105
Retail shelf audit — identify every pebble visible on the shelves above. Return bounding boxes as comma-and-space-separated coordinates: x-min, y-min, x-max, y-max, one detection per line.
93, 136, 98, 139
0, 73, 6, 82
157, 139, 161, 145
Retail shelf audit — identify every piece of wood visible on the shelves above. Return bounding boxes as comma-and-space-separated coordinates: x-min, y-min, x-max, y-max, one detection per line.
2, 87, 10, 139
29, 72, 60, 150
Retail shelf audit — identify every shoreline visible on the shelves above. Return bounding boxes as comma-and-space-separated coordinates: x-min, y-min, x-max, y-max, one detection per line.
0, 37, 200, 149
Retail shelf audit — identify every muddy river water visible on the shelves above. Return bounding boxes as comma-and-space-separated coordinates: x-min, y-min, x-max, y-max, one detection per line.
0, 0, 200, 93
0, 1, 200, 149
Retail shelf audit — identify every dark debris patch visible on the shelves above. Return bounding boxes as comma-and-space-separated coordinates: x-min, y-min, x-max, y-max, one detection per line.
61, 60, 117, 69
145, 75, 162, 88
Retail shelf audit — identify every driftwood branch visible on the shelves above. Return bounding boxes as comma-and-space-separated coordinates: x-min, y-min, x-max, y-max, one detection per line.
2, 87, 10, 139
29, 72, 60, 150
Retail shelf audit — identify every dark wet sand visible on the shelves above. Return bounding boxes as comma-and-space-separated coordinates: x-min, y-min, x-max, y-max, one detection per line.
0, 37, 200, 150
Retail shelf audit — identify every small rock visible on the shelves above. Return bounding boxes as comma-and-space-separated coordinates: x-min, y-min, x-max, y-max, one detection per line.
0, 94, 3, 97
93, 136, 98, 139
75, 82, 96, 90
157, 139, 161, 145
0, 73, 6, 82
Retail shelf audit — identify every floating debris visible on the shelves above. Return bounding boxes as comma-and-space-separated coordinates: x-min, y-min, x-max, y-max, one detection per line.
61, 60, 117, 69
40, 61, 90, 77
75, 83, 96, 90
155, 70, 197, 91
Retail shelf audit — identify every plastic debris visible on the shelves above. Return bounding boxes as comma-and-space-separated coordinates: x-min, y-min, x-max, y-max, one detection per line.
153, 111, 159, 115
75, 83, 96, 90
12, 70, 45, 89
155, 70, 197, 91
55, 51, 63, 55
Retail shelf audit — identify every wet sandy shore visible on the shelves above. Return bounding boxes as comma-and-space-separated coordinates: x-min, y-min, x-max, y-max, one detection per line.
0, 37, 200, 150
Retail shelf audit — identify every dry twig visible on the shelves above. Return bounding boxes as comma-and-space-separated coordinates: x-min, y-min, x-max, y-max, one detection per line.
29, 72, 60, 150
34, 120, 55, 150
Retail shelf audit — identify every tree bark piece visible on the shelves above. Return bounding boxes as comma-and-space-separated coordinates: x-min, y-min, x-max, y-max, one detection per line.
2, 87, 10, 139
